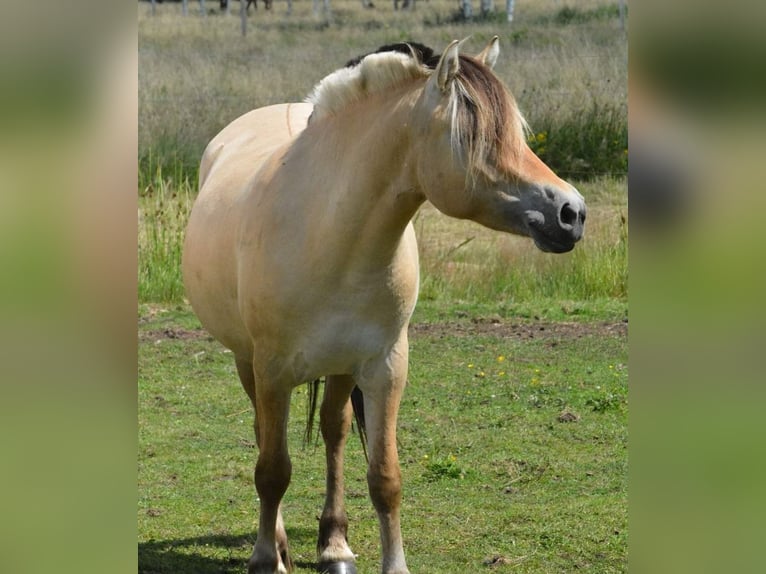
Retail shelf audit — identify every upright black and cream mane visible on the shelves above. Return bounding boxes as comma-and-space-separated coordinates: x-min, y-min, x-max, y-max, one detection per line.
307, 41, 529, 176
344, 42, 439, 69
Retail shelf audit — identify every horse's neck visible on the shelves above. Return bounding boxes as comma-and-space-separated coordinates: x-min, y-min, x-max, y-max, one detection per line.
292, 89, 425, 264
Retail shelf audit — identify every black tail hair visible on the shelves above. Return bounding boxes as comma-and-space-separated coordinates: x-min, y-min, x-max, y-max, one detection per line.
304, 379, 322, 445
304, 379, 368, 461
350, 385, 368, 461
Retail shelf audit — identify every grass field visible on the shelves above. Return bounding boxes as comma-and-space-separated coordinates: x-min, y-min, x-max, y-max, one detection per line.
138, 305, 627, 573
139, 2, 627, 572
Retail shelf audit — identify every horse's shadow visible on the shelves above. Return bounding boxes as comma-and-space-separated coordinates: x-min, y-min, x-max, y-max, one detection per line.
138, 528, 316, 573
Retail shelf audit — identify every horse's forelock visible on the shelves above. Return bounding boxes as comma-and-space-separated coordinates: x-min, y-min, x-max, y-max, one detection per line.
449, 55, 527, 178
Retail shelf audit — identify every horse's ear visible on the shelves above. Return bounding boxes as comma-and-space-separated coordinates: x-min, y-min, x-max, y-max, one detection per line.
435, 40, 461, 92
476, 36, 500, 69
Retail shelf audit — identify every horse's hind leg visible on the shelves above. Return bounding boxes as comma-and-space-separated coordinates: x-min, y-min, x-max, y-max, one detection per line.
317, 375, 358, 573
235, 358, 293, 573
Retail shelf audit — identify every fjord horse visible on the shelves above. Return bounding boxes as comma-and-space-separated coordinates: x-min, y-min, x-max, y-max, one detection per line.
183, 38, 586, 574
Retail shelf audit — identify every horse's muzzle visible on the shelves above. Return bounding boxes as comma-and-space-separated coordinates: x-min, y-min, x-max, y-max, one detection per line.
526, 187, 587, 253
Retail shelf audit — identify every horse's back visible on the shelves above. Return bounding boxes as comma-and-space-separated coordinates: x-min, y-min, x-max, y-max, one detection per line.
199, 103, 314, 191
184, 103, 314, 358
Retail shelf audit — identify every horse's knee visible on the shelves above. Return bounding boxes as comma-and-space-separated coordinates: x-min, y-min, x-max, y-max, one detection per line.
255, 454, 292, 501
367, 464, 402, 513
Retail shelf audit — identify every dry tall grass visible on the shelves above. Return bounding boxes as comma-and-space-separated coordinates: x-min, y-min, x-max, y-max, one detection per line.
139, 0, 627, 179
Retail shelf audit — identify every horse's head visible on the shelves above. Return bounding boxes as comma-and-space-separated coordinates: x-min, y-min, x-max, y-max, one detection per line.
412, 38, 586, 253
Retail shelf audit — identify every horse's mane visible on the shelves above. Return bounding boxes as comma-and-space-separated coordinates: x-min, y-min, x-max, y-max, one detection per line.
306, 44, 431, 121
306, 42, 529, 178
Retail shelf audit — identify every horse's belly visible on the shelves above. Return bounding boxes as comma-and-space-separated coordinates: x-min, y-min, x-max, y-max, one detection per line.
183, 202, 251, 357
183, 103, 315, 360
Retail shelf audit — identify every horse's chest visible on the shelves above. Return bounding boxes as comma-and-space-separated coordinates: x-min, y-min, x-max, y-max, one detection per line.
251, 291, 409, 384
243, 240, 418, 381
260, 316, 396, 383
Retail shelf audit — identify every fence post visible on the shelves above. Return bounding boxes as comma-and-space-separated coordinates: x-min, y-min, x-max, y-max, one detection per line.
313, 0, 331, 17
480, 0, 494, 16
241, 0, 247, 36
199, 0, 206, 16
182, 0, 188, 16
461, 0, 473, 19
506, 0, 515, 22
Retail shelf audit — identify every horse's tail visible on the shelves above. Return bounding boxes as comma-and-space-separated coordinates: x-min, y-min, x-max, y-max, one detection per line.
350, 385, 368, 461
304, 380, 368, 461
304, 379, 322, 446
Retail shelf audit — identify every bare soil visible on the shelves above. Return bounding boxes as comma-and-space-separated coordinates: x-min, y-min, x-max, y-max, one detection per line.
410, 317, 627, 340
139, 327, 213, 343
140, 318, 627, 344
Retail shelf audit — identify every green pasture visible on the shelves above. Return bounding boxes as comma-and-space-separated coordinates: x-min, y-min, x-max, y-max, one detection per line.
139, 305, 627, 573
139, 1, 627, 572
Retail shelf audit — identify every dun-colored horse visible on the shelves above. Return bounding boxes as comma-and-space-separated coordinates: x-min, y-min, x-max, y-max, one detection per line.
183, 38, 585, 574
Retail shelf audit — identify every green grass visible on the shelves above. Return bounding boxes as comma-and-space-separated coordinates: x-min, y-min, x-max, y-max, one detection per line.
138, 305, 627, 573
138, 168, 194, 302
543, 3, 627, 26
527, 102, 628, 181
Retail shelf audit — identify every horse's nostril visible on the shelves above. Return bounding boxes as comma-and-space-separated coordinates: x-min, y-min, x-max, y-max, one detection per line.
560, 203, 578, 227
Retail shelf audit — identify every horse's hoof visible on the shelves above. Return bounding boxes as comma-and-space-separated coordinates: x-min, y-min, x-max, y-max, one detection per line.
317, 561, 357, 574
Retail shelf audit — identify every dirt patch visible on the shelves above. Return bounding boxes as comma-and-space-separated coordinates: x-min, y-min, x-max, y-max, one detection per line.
139, 318, 626, 344
410, 317, 627, 340
139, 327, 211, 343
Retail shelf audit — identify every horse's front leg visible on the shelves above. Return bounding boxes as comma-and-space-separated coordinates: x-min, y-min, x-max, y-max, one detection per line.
245, 366, 294, 574
317, 374, 358, 573
236, 359, 293, 573
358, 336, 411, 574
